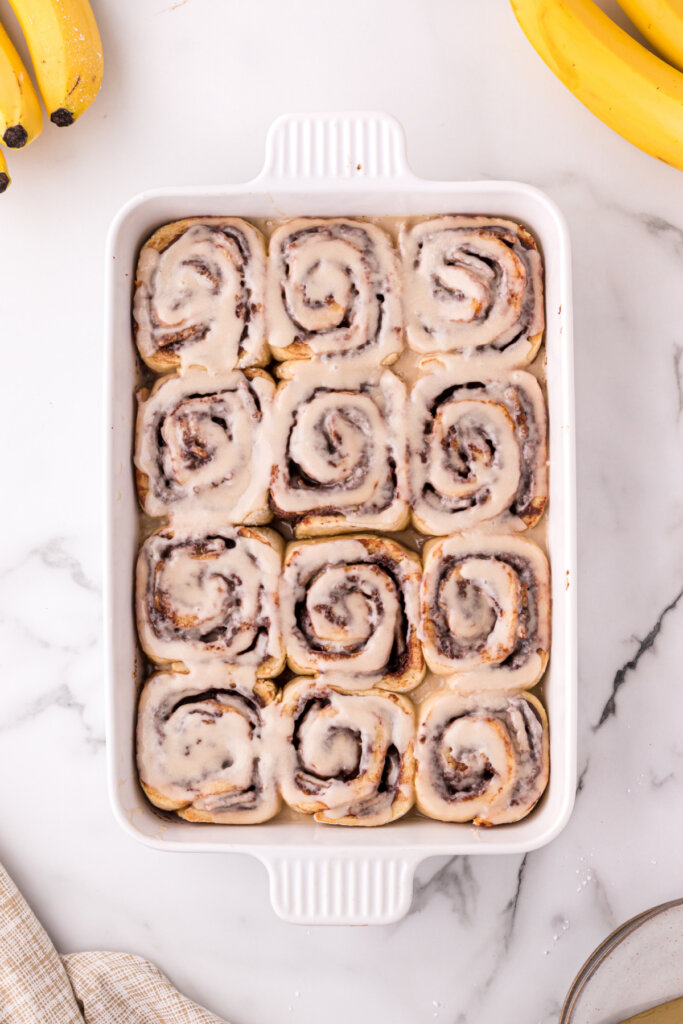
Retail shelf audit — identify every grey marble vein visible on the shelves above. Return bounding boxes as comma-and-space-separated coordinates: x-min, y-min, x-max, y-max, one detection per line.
576, 759, 590, 796
0, 683, 105, 750
639, 213, 683, 257
407, 856, 477, 923
502, 854, 528, 953
595, 585, 683, 728
674, 344, 683, 420
37, 538, 100, 592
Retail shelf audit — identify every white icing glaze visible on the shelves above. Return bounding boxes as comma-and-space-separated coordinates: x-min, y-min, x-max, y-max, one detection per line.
414, 689, 549, 825
270, 362, 409, 535
276, 677, 415, 826
419, 533, 550, 689
409, 363, 548, 535
266, 218, 402, 365
280, 535, 424, 692
135, 368, 274, 527
136, 664, 280, 824
134, 219, 268, 373
136, 526, 284, 675
400, 216, 544, 370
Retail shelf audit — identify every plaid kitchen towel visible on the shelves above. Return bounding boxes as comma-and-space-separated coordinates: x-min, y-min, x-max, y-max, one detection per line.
0, 862, 228, 1024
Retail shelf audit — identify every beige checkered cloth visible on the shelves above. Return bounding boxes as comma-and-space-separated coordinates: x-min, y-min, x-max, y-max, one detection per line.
0, 862, 228, 1023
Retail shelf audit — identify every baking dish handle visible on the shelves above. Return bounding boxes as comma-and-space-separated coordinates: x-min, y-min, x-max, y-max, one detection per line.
261, 851, 419, 925
256, 111, 415, 184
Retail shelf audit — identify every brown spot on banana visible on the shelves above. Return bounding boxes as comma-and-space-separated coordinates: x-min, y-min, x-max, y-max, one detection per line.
50, 108, 74, 127
0, 173, 9, 193
3, 125, 27, 148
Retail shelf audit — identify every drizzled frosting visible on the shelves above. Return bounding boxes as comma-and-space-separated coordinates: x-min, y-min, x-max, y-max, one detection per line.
266, 218, 402, 365
281, 535, 424, 692
400, 216, 544, 370
415, 690, 549, 825
134, 218, 268, 373
136, 525, 284, 675
420, 533, 550, 689
276, 677, 415, 825
131, 213, 553, 830
136, 664, 280, 824
135, 368, 274, 527
270, 362, 409, 535
410, 362, 548, 535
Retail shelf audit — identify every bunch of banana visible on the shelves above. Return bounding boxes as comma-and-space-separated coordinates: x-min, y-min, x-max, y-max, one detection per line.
0, 0, 103, 192
509, 0, 683, 171
617, 0, 683, 72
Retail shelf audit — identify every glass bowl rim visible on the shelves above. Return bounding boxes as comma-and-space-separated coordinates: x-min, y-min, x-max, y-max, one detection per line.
560, 897, 683, 1022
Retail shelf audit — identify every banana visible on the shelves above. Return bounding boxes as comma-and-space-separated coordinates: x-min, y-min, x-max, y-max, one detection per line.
509, 0, 683, 171
0, 148, 10, 192
617, 0, 683, 72
0, 19, 42, 147
7, 0, 103, 126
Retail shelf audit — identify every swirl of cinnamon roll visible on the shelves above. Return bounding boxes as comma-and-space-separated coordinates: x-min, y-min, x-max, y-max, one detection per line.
136, 664, 280, 823
136, 525, 284, 676
135, 368, 274, 527
415, 690, 549, 825
281, 535, 424, 692
270, 363, 409, 536
410, 364, 548, 535
266, 218, 402, 366
420, 534, 550, 689
277, 677, 415, 826
134, 218, 268, 374
400, 216, 544, 369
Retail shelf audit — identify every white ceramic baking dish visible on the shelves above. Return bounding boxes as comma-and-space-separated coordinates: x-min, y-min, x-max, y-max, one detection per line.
104, 111, 576, 926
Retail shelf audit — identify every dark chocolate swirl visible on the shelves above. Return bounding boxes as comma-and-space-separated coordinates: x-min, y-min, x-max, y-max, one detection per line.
278, 677, 415, 825
134, 218, 268, 374
266, 218, 402, 365
136, 525, 284, 675
281, 534, 424, 692
415, 690, 549, 825
136, 665, 279, 823
270, 364, 409, 536
135, 368, 274, 526
420, 534, 550, 689
410, 366, 548, 535
400, 216, 544, 368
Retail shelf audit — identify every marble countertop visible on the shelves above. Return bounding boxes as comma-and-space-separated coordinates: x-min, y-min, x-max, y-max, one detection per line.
1, 0, 682, 1021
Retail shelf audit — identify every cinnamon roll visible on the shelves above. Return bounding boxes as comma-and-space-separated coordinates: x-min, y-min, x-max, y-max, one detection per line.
134, 218, 268, 374
415, 690, 549, 825
270, 363, 409, 535
420, 534, 550, 689
136, 525, 284, 676
266, 218, 402, 366
410, 365, 548, 535
277, 677, 415, 826
281, 535, 424, 692
400, 216, 544, 369
136, 664, 280, 823
135, 368, 274, 527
